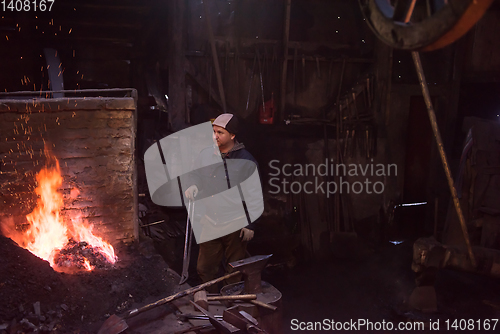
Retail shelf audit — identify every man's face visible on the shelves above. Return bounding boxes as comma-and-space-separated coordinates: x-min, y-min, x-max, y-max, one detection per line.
213, 125, 235, 148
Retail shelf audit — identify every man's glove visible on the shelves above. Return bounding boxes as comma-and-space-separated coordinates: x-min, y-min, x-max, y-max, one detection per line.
240, 227, 254, 242
185, 185, 198, 200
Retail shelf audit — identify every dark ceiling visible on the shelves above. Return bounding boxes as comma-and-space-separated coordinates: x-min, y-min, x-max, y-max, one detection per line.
0, 0, 168, 91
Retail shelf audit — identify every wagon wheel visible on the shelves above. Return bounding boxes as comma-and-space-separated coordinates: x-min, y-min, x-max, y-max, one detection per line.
359, 0, 495, 51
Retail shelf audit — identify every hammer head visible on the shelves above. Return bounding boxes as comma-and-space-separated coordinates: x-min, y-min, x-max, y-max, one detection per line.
229, 254, 272, 294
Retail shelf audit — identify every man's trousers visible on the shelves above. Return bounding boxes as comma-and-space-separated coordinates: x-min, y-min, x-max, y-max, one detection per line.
197, 230, 247, 293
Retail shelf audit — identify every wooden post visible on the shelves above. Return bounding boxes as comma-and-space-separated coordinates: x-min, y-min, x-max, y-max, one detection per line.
411, 51, 476, 268
203, 0, 227, 113
279, 0, 292, 123
168, 0, 186, 131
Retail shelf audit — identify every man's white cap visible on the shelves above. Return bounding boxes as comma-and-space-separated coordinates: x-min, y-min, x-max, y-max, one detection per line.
213, 113, 239, 134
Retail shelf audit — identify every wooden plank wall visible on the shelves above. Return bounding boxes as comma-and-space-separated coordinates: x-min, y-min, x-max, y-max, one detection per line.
0, 97, 137, 246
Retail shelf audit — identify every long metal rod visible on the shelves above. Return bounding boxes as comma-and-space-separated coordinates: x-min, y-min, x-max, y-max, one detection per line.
411, 51, 476, 267
179, 200, 194, 285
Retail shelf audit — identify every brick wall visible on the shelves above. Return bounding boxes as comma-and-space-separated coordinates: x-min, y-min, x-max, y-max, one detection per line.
0, 95, 138, 245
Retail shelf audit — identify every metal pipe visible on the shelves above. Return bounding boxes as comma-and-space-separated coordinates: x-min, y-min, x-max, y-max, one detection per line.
411, 51, 476, 268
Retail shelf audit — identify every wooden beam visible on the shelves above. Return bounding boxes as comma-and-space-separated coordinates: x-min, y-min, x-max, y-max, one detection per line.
203, 0, 227, 113
167, 0, 186, 131
279, 0, 292, 123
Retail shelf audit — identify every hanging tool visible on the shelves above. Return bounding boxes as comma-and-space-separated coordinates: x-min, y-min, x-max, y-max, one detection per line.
328, 59, 334, 98
292, 46, 298, 112
246, 54, 257, 111
235, 47, 240, 100
301, 55, 306, 90
343, 128, 350, 158
352, 91, 359, 120
365, 125, 370, 159
179, 200, 195, 285
259, 92, 276, 124
362, 80, 369, 113
271, 45, 278, 90
366, 77, 372, 109
264, 47, 269, 85
315, 56, 321, 78
256, 49, 266, 117
350, 128, 356, 158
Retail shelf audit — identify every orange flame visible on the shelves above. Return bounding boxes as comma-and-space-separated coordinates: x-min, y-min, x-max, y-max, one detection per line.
83, 258, 94, 271
71, 218, 117, 264
1, 150, 117, 271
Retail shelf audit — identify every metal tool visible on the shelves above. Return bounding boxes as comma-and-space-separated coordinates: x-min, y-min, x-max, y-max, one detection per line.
343, 129, 350, 158
239, 311, 258, 326
223, 306, 267, 334
292, 46, 298, 113
179, 200, 194, 285
246, 54, 257, 111
177, 313, 223, 321
301, 55, 306, 89
191, 301, 241, 334
256, 49, 266, 117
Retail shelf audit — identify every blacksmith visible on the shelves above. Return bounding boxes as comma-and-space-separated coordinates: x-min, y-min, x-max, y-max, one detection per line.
185, 113, 259, 291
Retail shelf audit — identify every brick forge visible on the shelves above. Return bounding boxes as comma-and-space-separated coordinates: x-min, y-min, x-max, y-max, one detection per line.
0, 90, 138, 247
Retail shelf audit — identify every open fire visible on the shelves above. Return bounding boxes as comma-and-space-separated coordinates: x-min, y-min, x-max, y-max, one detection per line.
1, 149, 117, 272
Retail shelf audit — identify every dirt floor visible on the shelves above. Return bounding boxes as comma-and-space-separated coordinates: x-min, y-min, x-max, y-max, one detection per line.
0, 235, 184, 334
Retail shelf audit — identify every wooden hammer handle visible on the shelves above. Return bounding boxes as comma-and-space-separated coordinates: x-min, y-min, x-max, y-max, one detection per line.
207, 294, 257, 301
250, 300, 277, 311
